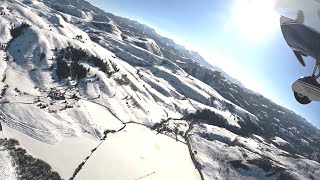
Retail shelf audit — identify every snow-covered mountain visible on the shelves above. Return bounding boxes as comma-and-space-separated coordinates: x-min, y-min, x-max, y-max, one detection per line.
0, 0, 319, 179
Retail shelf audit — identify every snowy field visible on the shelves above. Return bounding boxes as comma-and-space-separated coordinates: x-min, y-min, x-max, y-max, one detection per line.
76, 124, 200, 180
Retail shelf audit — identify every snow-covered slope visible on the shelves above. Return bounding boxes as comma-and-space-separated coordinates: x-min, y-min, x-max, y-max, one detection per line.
0, 148, 16, 180
0, 0, 319, 179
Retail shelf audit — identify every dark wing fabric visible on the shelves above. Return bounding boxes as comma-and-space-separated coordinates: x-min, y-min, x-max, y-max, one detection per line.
293, 50, 306, 66
281, 21, 320, 61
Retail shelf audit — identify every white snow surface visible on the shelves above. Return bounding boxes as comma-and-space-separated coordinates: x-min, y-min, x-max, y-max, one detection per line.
271, 136, 291, 146
76, 124, 200, 180
190, 123, 320, 180
0, 148, 17, 180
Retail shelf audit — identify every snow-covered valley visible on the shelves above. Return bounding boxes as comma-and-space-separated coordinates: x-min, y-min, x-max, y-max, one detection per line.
0, 0, 319, 179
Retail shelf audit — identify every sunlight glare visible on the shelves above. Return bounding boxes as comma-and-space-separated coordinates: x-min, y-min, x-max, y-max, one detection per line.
231, 0, 280, 41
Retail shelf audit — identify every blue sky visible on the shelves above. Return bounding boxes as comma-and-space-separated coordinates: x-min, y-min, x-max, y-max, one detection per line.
88, 0, 319, 128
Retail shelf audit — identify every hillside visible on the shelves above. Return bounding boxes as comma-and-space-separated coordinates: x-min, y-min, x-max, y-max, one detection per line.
0, 0, 319, 179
